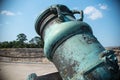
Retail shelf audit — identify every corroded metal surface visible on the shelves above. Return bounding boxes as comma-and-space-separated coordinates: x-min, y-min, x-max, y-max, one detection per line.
27, 72, 62, 80
35, 4, 120, 80
36, 72, 62, 80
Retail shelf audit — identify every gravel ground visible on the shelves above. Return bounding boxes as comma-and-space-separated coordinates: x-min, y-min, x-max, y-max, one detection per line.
0, 62, 58, 80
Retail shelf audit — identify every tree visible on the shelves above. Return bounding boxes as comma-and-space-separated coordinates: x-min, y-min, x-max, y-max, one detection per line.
0, 41, 9, 48
16, 33, 27, 48
29, 36, 43, 48
16, 33, 27, 43
29, 36, 40, 44
0, 33, 44, 48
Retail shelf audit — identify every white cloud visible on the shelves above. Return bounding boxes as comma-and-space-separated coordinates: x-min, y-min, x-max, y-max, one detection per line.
98, 4, 107, 10
0, 10, 15, 16
84, 6, 102, 20
0, 10, 23, 16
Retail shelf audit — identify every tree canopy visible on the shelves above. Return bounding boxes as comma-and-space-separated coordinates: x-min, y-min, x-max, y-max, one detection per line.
16, 33, 27, 43
0, 33, 43, 48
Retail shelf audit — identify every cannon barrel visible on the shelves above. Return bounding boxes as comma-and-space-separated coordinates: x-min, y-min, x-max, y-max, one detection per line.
35, 4, 119, 80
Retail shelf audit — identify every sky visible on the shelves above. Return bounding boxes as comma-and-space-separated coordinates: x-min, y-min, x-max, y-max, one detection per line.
0, 0, 120, 47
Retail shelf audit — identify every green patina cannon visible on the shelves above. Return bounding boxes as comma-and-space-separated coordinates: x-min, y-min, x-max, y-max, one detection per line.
28, 4, 120, 80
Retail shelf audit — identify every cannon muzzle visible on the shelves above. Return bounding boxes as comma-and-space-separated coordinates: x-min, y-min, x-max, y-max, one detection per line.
35, 4, 119, 80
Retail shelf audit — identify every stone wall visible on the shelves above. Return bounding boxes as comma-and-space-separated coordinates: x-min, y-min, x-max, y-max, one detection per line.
0, 48, 50, 63
0, 47, 120, 63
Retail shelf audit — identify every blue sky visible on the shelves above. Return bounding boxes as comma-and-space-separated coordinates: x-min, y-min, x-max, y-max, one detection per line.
0, 0, 120, 47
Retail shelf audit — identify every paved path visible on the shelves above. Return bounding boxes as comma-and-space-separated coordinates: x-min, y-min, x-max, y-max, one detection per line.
0, 62, 57, 80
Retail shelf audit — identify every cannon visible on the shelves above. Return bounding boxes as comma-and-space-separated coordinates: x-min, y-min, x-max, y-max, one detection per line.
28, 4, 120, 80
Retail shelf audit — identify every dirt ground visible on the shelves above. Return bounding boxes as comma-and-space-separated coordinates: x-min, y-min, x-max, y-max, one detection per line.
0, 62, 120, 80
0, 62, 58, 80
